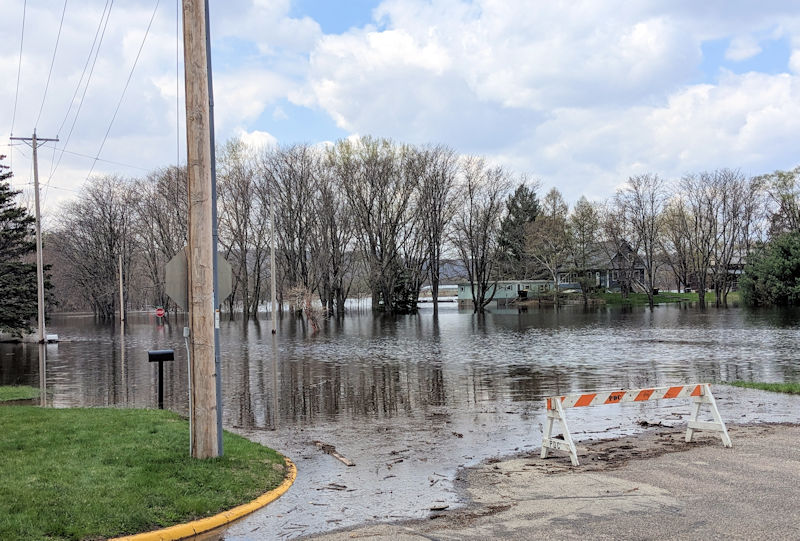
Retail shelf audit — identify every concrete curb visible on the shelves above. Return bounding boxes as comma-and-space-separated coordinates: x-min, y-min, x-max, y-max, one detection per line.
112, 456, 297, 541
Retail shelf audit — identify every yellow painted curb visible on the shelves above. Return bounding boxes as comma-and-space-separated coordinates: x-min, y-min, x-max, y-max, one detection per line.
112, 457, 297, 541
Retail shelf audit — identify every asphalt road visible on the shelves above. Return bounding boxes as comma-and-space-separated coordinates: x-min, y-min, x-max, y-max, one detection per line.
304, 423, 800, 540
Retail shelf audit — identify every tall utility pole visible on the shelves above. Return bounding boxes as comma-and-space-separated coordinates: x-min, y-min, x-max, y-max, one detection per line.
10, 131, 58, 402
270, 191, 277, 335
182, 0, 221, 458
118, 254, 125, 323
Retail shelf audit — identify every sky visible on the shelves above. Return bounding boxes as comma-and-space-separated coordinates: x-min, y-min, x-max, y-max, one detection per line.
2, 0, 800, 217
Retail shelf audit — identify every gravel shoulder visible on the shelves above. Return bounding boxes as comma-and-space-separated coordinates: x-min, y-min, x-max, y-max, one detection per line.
305, 423, 800, 540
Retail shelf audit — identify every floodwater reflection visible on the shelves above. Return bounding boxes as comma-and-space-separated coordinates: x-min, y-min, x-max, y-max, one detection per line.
1, 304, 799, 424
2, 303, 799, 537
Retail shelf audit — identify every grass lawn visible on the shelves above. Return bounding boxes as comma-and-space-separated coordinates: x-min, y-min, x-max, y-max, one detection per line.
0, 385, 40, 402
0, 407, 287, 541
599, 291, 741, 305
729, 381, 800, 395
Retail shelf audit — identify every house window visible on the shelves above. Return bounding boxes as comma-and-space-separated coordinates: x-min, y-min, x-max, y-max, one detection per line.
595, 271, 600, 286
612, 270, 618, 280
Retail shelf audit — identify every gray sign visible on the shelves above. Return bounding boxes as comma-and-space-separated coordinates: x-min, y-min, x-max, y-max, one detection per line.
165, 247, 233, 310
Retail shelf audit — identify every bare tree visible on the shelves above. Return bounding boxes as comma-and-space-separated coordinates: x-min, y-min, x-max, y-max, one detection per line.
54, 175, 139, 318
418, 145, 459, 316
134, 166, 187, 312
261, 144, 318, 311
526, 187, 569, 304
218, 138, 259, 319
451, 157, 511, 313
676, 171, 721, 306
567, 196, 600, 305
330, 137, 420, 314
660, 200, 693, 293
756, 165, 800, 235
616, 174, 667, 309
309, 161, 356, 316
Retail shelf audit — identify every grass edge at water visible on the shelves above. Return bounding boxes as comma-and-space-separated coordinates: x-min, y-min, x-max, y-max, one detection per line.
728, 381, 800, 395
0, 385, 40, 401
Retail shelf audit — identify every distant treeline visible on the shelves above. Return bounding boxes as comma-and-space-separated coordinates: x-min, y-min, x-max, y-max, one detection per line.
43, 136, 800, 318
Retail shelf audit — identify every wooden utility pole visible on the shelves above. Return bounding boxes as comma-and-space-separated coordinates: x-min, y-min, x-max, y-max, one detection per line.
182, 0, 220, 458
270, 190, 277, 334
118, 254, 125, 322
10, 131, 58, 403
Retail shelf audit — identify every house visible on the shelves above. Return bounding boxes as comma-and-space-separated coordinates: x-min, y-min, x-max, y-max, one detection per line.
558, 241, 646, 293
457, 280, 554, 308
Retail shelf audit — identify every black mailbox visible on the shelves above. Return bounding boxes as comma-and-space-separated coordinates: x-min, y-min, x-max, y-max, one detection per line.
148, 349, 175, 363
147, 349, 175, 409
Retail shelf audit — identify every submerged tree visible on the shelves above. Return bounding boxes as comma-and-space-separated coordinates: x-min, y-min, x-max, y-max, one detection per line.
451, 157, 511, 313
54, 175, 138, 319
0, 156, 38, 336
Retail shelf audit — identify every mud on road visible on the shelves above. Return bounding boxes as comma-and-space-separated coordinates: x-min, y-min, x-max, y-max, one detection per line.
307, 423, 800, 540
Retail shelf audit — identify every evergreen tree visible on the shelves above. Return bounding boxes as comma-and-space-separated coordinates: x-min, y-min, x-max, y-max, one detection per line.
0, 156, 38, 336
497, 183, 539, 278
740, 232, 800, 306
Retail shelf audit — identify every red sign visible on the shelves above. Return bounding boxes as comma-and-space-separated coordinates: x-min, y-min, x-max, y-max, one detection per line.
155, 307, 165, 318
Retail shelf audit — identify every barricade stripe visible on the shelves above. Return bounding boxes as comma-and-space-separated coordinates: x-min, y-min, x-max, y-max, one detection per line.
574, 393, 596, 407
664, 386, 683, 399
635, 389, 654, 401
605, 391, 625, 404
691, 384, 703, 396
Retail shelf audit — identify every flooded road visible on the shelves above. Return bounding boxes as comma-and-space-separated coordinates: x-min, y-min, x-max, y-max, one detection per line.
1, 303, 799, 537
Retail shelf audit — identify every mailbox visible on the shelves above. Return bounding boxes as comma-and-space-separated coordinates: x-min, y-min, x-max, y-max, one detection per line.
148, 349, 175, 363
147, 349, 175, 409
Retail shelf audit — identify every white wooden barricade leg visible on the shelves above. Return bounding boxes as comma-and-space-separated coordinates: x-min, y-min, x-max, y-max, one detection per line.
541, 397, 579, 466
685, 383, 732, 447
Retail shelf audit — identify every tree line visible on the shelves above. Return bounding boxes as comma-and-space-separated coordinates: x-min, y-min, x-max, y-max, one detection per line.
39, 137, 800, 322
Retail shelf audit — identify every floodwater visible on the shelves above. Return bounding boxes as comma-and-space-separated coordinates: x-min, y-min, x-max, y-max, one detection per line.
2, 303, 799, 538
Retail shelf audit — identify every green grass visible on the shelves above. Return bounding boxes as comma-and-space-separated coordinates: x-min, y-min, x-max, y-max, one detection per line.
0, 407, 287, 541
598, 291, 741, 305
728, 381, 800, 394
0, 385, 40, 402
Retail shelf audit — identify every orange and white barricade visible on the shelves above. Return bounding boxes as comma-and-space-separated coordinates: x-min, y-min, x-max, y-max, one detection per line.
541, 383, 731, 466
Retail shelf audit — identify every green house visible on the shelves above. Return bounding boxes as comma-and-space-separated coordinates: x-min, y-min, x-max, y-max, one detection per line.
457, 280, 554, 308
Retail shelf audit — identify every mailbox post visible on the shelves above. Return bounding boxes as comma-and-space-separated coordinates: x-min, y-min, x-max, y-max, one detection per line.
147, 349, 175, 409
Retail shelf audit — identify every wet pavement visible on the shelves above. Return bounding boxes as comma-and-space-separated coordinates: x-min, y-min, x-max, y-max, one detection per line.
220, 385, 800, 539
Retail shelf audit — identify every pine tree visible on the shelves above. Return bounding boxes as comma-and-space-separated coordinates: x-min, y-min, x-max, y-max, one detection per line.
497, 183, 540, 278
0, 156, 38, 336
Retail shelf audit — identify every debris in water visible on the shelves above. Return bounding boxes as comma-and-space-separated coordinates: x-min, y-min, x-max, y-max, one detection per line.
313, 440, 355, 466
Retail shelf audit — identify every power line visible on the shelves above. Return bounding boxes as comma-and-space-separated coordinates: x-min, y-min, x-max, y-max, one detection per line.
47, 0, 114, 190
54, 0, 111, 139
85, 0, 161, 181
39, 144, 149, 171
10, 0, 27, 170
35, 0, 69, 130
176, 0, 180, 169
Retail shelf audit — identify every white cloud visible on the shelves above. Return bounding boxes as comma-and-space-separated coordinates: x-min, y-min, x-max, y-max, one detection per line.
236, 128, 278, 149
297, 0, 800, 202
790, 50, 800, 74
725, 35, 762, 61
4, 0, 800, 215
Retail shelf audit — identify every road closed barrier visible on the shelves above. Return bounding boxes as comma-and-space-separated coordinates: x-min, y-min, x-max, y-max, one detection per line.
541, 383, 732, 466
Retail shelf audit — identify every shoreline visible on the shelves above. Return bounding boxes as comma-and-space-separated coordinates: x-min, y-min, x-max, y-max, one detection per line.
305, 422, 800, 540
